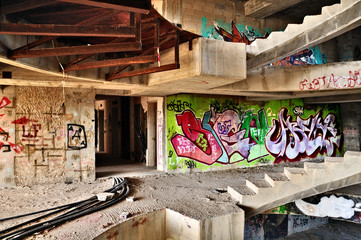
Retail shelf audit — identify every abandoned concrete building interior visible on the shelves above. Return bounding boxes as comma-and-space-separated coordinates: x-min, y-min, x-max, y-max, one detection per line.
1, 0, 361, 239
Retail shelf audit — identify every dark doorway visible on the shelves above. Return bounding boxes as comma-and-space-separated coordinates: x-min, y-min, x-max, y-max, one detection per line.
95, 96, 152, 178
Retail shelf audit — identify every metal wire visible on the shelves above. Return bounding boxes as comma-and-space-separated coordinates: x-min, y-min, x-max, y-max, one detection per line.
0, 177, 129, 240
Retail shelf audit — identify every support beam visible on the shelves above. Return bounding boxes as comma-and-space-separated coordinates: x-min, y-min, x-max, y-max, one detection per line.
9, 9, 118, 53
9, 42, 142, 59
0, 0, 56, 15
0, 23, 135, 38
107, 63, 179, 80
245, 0, 305, 18
56, 0, 150, 14
64, 55, 158, 71
106, 34, 174, 80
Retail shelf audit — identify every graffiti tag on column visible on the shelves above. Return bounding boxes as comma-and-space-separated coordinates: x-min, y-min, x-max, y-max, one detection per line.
67, 124, 87, 149
299, 69, 361, 90
167, 100, 195, 113
265, 108, 341, 163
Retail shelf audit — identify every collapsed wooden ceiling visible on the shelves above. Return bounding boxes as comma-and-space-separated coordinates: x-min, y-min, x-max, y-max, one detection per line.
0, 0, 199, 81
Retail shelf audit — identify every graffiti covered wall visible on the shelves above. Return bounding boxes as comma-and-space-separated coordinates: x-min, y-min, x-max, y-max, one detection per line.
0, 86, 95, 186
166, 94, 342, 171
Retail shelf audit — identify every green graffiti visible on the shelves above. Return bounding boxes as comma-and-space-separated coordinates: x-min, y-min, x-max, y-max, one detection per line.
241, 109, 268, 144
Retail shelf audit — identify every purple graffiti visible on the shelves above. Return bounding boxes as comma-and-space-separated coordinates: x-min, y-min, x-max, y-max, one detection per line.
265, 108, 341, 163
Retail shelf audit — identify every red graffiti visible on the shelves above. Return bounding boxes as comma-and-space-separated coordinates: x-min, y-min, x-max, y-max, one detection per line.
0, 97, 11, 132
214, 20, 269, 45
175, 111, 211, 154
0, 96, 11, 109
171, 110, 222, 165
265, 108, 341, 163
299, 69, 361, 90
12, 116, 38, 125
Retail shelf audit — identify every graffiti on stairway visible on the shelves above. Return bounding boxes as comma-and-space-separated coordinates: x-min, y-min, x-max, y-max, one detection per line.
167, 95, 342, 171
201, 18, 327, 65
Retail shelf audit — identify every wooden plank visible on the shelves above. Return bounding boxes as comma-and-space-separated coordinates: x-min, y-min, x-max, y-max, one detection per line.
9, 10, 118, 53
56, 0, 150, 14
106, 35, 174, 79
0, 23, 135, 37
107, 63, 179, 80
0, 0, 56, 15
64, 55, 158, 71
9, 42, 141, 59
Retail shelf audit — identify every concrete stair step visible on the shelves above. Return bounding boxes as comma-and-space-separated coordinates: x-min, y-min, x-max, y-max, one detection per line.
284, 167, 307, 180
302, 14, 326, 26
283, 24, 303, 36
325, 156, 344, 163
321, 3, 342, 17
304, 162, 326, 172
265, 172, 290, 182
342, 0, 359, 8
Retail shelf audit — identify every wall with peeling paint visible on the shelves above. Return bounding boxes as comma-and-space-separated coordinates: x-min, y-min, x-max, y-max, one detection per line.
166, 94, 343, 172
0, 86, 95, 186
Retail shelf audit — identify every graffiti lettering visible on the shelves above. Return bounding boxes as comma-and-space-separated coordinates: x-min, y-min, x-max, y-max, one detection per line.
293, 106, 304, 116
22, 124, 41, 138
184, 160, 197, 169
265, 108, 341, 163
67, 124, 87, 149
168, 150, 173, 158
299, 69, 361, 90
167, 100, 194, 112
217, 120, 231, 135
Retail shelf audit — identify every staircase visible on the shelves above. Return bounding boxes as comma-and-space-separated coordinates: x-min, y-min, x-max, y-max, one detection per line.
246, 0, 361, 71
228, 151, 361, 218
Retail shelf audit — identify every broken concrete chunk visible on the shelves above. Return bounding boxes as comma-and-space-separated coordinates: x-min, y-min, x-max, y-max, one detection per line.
96, 192, 114, 201
126, 196, 135, 202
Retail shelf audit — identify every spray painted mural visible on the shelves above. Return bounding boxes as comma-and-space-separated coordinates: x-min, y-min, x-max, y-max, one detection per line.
201, 18, 327, 65
167, 94, 342, 171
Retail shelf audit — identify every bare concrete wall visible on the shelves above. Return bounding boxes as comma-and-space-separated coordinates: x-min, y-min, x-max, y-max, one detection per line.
0, 86, 95, 186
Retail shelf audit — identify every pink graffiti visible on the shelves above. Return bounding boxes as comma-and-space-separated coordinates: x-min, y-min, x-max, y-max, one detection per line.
211, 110, 251, 159
171, 111, 222, 165
299, 69, 361, 90
265, 108, 341, 163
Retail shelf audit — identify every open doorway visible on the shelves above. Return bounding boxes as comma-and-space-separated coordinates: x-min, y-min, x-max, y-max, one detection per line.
95, 96, 158, 178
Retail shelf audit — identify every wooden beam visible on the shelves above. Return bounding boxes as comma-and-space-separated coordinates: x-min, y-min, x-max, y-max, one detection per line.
0, 0, 56, 15
56, 0, 150, 14
135, 13, 141, 42
9, 10, 118, 53
175, 31, 179, 64
0, 23, 135, 37
64, 55, 158, 71
9, 42, 142, 59
106, 35, 174, 79
107, 63, 179, 80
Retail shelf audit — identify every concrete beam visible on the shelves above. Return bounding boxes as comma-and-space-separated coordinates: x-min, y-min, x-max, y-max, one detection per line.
214, 61, 361, 99
147, 38, 247, 89
245, 0, 305, 18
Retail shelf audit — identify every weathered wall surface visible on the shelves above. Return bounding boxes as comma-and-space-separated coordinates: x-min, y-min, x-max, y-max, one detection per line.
166, 94, 343, 172
0, 86, 95, 186
341, 103, 361, 151
244, 214, 328, 239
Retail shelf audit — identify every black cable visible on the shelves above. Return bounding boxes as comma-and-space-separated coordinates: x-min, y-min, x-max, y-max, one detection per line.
0, 178, 129, 240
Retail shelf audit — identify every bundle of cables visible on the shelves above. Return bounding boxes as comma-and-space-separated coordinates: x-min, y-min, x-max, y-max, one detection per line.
0, 177, 129, 240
